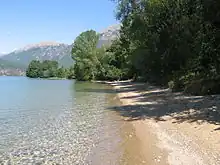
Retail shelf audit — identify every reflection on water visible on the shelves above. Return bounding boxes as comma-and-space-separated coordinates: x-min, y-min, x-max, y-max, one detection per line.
0, 77, 123, 165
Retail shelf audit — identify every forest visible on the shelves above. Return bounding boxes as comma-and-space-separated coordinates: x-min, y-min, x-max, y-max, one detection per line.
72, 0, 220, 95
26, 60, 74, 79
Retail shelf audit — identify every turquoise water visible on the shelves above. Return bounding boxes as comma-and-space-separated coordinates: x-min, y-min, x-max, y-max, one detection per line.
0, 76, 123, 164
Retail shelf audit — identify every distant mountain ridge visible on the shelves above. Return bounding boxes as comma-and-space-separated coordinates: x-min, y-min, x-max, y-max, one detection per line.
0, 24, 120, 76
1, 43, 73, 68
14, 42, 63, 53
97, 24, 120, 48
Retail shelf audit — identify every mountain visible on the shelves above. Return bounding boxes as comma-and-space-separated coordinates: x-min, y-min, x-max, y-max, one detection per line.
0, 58, 25, 69
97, 24, 120, 48
0, 58, 25, 76
0, 25, 120, 76
1, 42, 73, 69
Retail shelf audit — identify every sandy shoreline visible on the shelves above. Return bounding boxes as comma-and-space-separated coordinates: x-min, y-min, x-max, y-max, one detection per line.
105, 80, 220, 165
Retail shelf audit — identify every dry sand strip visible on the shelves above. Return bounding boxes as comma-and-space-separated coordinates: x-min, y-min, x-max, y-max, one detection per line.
106, 80, 220, 165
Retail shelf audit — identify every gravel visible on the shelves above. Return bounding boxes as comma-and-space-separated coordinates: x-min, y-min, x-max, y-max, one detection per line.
0, 94, 122, 165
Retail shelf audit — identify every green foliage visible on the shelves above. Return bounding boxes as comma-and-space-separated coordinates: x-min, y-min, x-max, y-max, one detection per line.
26, 60, 42, 78
26, 60, 74, 79
71, 30, 99, 81
41, 60, 59, 78
71, 30, 131, 81
66, 66, 75, 79
109, 0, 220, 95
71, 0, 220, 94
105, 65, 122, 81
57, 66, 66, 78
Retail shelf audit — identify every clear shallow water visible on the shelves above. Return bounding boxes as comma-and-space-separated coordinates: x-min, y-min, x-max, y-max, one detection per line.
0, 77, 123, 164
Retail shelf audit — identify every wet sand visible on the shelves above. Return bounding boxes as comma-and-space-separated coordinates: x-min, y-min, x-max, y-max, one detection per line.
105, 80, 220, 165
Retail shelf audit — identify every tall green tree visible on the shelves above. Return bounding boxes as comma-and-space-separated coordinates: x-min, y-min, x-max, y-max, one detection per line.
71, 30, 99, 80
41, 60, 59, 78
110, 0, 220, 94
26, 60, 41, 78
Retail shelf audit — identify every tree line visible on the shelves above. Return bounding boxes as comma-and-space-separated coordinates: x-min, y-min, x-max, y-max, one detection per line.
26, 60, 74, 79
71, 30, 132, 81
72, 0, 220, 95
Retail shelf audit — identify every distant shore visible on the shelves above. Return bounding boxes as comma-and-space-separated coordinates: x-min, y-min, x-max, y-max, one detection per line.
26, 77, 74, 80
0, 75, 70, 80
45, 77, 68, 80
104, 80, 220, 165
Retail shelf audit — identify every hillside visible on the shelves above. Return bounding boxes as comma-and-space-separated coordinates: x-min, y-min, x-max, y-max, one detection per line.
0, 59, 25, 76
0, 25, 120, 76
1, 43, 73, 68
0, 58, 25, 69
97, 24, 120, 48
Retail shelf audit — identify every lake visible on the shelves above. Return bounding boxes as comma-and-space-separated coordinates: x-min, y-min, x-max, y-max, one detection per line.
0, 76, 124, 164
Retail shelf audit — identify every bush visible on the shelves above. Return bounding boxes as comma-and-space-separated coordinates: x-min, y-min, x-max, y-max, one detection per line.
184, 78, 220, 95
106, 66, 122, 81
168, 78, 185, 92
168, 81, 175, 90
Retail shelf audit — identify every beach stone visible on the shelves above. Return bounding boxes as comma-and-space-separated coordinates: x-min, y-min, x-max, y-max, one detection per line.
0, 84, 125, 165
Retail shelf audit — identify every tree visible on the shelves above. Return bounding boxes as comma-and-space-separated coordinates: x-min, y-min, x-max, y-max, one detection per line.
26, 60, 72, 79
71, 29, 132, 81
66, 66, 75, 79
57, 66, 66, 78
41, 60, 59, 78
110, 0, 220, 94
26, 60, 41, 78
71, 30, 100, 81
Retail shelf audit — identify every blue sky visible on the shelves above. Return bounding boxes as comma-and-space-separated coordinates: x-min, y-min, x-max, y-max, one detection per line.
0, 0, 118, 54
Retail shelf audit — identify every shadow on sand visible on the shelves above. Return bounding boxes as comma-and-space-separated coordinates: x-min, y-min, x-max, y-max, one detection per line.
104, 82, 220, 131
